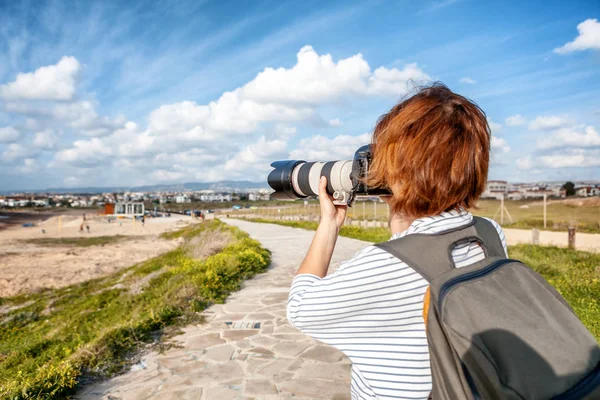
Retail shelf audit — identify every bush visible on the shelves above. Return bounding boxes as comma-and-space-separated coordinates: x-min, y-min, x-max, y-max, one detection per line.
0, 219, 271, 399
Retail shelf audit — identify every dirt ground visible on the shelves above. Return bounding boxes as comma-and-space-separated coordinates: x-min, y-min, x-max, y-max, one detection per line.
0, 212, 197, 297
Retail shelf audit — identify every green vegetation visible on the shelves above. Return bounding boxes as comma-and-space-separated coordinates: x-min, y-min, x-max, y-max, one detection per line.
23, 235, 128, 247
244, 218, 600, 341
232, 198, 600, 233
473, 199, 600, 234
246, 218, 391, 242
0, 219, 271, 399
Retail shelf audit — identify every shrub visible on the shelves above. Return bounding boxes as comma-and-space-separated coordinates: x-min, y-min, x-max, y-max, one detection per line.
0, 219, 270, 398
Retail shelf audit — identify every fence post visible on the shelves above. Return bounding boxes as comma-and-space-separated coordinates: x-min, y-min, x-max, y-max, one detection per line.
532, 229, 539, 245
362, 201, 365, 221
568, 227, 576, 249
543, 193, 547, 229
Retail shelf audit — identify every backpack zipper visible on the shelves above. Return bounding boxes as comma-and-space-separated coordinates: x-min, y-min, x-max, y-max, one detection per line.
437, 259, 514, 311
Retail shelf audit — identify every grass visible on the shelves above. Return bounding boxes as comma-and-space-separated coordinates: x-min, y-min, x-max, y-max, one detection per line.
243, 218, 600, 341
230, 198, 600, 233
23, 235, 128, 247
0, 219, 271, 399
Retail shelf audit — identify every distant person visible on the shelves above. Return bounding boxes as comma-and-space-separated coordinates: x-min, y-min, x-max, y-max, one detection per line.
141, 214, 145, 227
80, 213, 90, 233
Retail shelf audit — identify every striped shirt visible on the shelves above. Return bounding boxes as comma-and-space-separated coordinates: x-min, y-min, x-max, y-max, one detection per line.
287, 209, 507, 400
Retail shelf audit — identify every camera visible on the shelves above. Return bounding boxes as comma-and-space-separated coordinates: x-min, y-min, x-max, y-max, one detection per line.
267, 145, 391, 205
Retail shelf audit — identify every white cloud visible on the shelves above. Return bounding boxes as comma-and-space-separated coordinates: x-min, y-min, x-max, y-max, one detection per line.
537, 125, 600, 149
488, 118, 502, 134
2, 143, 37, 162
54, 138, 113, 167
33, 130, 58, 149
0, 126, 20, 143
242, 46, 430, 104
224, 136, 288, 174
289, 133, 371, 161
491, 136, 510, 153
528, 115, 569, 131
150, 169, 187, 182
0, 56, 80, 101
367, 64, 431, 96
515, 156, 532, 170
554, 19, 600, 54
148, 101, 210, 134
52, 101, 126, 137
17, 158, 39, 175
328, 118, 342, 127
505, 114, 526, 126
49, 46, 432, 184
538, 149, 600, 168
459, 77, 476, 85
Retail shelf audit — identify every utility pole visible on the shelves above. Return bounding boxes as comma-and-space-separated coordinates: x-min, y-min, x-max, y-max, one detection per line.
500, 195, 504, 225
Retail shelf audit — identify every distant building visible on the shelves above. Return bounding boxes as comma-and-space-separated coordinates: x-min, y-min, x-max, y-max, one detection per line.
175, 194, 191, 203
482, 180, 509, 200
113, 202, 145, 216
575, 187, 599, 197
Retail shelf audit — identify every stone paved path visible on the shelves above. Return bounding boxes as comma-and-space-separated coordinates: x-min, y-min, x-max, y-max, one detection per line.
77, 219, 370, 400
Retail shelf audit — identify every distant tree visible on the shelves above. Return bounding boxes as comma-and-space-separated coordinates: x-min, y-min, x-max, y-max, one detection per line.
562, 181, 576, 196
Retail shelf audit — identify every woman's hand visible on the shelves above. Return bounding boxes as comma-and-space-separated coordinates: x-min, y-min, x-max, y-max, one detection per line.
318, 176, 347, 229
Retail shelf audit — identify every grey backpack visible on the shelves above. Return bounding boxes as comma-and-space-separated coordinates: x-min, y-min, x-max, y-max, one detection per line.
375, 217, 600, 400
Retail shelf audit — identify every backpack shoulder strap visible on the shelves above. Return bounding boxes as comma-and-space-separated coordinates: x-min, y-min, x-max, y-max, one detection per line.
374, 216, 505, 282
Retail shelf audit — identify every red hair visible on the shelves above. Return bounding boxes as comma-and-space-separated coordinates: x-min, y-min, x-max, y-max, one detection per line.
366, 82, 490, 218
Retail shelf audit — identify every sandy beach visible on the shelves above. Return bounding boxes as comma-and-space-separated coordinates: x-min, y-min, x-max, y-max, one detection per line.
0, 211, 196, 297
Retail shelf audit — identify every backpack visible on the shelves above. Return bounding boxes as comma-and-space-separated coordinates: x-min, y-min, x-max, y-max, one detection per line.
375, 217, 600, 400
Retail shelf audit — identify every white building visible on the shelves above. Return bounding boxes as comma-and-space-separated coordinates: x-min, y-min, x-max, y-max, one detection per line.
175, 194, 191, 203
482, 180, 509, 200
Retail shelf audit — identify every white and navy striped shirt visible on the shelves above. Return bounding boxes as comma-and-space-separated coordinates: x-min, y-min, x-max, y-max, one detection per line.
287, 210, 507, 400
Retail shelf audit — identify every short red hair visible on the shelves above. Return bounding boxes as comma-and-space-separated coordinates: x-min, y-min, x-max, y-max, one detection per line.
366, 82, 490, 218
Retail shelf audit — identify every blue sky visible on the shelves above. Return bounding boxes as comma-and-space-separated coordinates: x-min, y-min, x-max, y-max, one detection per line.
0, 0, 599, 191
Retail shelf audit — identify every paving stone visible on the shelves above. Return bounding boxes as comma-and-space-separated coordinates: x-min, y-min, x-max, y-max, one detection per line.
187, 361, 244, 385
301, 345, 346, 363
273, 325, 301, 334
244, 312, 276, 320
202, 386, 246, 400
254, 359, 295, 376
270, 334, 310, 341
234, 339, 252, 349
224, 304, 261, 313
271, 341, 311, 357
244, 358, 270, 374
204, 345, 235, 362
278, 378, 350, 399
295, 363, 352, 381
167, 387, 204, 400
249, 336, 279, 348
244, 346, 275, 358
260, 325, 274, 335
212, 313, 247, 322
245, 379, 278, 396
186, 333, 225, 349
222, 329, 259, 341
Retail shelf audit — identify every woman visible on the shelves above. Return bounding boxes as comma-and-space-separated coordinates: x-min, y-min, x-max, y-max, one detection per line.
287, 83, 507, 400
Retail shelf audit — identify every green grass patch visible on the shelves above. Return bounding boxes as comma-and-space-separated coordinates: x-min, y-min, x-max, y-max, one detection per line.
243, 217, 600, 341
0, 219, 271, 399
23, 235, 129, 248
